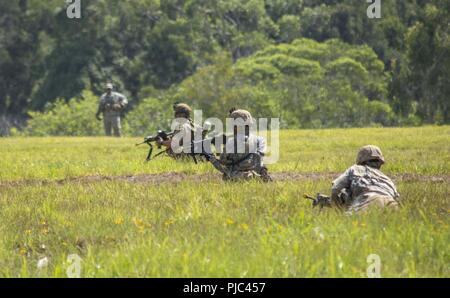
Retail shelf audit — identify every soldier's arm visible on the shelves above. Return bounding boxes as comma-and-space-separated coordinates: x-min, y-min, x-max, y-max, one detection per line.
236, 153, 260, 171
160, 129, 180, 148
208, 155, 229, 175
331, 168, 351, 204
163, 123, 191, 150
391, 180, 401, 202
118, 94, 128, 108
256, 136, 266, 156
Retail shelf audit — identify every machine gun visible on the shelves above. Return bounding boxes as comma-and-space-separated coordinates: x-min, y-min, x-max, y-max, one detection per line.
303, 193, 332, 209
136, 130, 224, 163
136, 130, 175, 161
183, 134, 225, 164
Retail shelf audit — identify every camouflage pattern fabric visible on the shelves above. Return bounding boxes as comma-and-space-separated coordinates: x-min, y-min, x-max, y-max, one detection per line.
356, 145, 385, 165
98, 92, 128, 117
331, 164, 400, 212
208, 135, 271, 181
97, 92, 128, 137
229, 109, 253, 122
168, 118, 203, 160
103, 115, 122, 137
173, 103, 192, 118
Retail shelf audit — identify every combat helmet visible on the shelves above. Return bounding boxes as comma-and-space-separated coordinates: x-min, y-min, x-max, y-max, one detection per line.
174, 103, 192, 118
229, 109, 253, 123
356, 145, 385, 165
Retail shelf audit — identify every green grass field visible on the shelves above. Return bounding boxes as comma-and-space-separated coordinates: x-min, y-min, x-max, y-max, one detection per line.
0, 126, 448, 277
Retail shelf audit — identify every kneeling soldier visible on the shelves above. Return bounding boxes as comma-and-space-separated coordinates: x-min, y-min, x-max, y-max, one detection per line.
203, 109, 271, 182
157, 103, 203, 160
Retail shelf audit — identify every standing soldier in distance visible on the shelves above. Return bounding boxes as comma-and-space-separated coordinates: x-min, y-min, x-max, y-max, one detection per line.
96, 83, 128, 137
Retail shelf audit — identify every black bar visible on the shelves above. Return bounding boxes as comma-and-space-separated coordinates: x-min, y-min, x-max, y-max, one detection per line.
0, 278, 445, 296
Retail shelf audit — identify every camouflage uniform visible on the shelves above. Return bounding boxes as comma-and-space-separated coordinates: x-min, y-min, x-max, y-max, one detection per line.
166, 103, 203, 159
169, 119, 201, 159
206, 109, 271, 182
331, 145, 400, 212
208, 135, 271, 181
96, 84, 128, 137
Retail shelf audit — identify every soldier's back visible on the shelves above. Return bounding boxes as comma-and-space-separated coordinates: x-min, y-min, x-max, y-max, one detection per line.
347, 165, 399, 211
348, 165, 397, 197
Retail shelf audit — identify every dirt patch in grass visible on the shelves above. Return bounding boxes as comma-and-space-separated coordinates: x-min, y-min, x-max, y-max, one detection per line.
273, 172, 449, 183
1, 172, 449, 188
66, 172, 214, 185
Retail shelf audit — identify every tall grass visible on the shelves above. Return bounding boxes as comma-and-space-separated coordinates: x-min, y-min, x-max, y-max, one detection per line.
0, 126, 448, 277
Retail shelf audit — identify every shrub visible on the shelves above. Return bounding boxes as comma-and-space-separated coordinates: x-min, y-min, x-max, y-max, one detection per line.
26, 90, 103, 136
124, 97, 172, 136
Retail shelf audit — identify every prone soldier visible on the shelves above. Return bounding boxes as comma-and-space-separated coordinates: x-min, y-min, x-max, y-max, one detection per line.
330, 145, 400, 213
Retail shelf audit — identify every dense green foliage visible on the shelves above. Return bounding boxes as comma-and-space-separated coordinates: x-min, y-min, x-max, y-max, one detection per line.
21, 38, 400, 135
175, 39, 395, 128
23, 91, 103, 136
0, 0, 449, 135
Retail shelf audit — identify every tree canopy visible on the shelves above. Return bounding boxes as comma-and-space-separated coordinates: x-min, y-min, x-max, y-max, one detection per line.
0, 0, 448, 135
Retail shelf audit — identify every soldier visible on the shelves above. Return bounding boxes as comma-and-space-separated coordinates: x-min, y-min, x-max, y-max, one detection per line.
202, 109, 272, 182
331, 145, 400, 212
96, 83, 128, 137
157, 103, 203, 159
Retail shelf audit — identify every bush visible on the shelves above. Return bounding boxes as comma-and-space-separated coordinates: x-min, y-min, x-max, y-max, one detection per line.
174, 38, 393, 128
366, 100, 395, 126
124, 97, 172, 136
21, 38, 400, 136
26, 90, 103, 136
277, 15, 302, 43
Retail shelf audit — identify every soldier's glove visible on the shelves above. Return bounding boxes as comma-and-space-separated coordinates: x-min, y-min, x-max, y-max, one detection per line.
304, 194, 332, 209
112, 104, 122, 111
96, 114, 102, 121
155, 137, 164, 146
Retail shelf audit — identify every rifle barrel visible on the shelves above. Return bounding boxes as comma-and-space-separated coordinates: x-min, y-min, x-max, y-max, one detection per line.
303, 194, 315, 201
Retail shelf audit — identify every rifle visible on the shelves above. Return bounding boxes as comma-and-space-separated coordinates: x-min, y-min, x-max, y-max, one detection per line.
183, 136, 222, 164
136, 130, 175, 161
136, 130, 221, 163
303, 193, 332, 209
186, 133, 229, 159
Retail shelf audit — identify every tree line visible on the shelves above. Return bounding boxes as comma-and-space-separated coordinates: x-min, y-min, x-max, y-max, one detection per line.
0, 0, 449, 135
